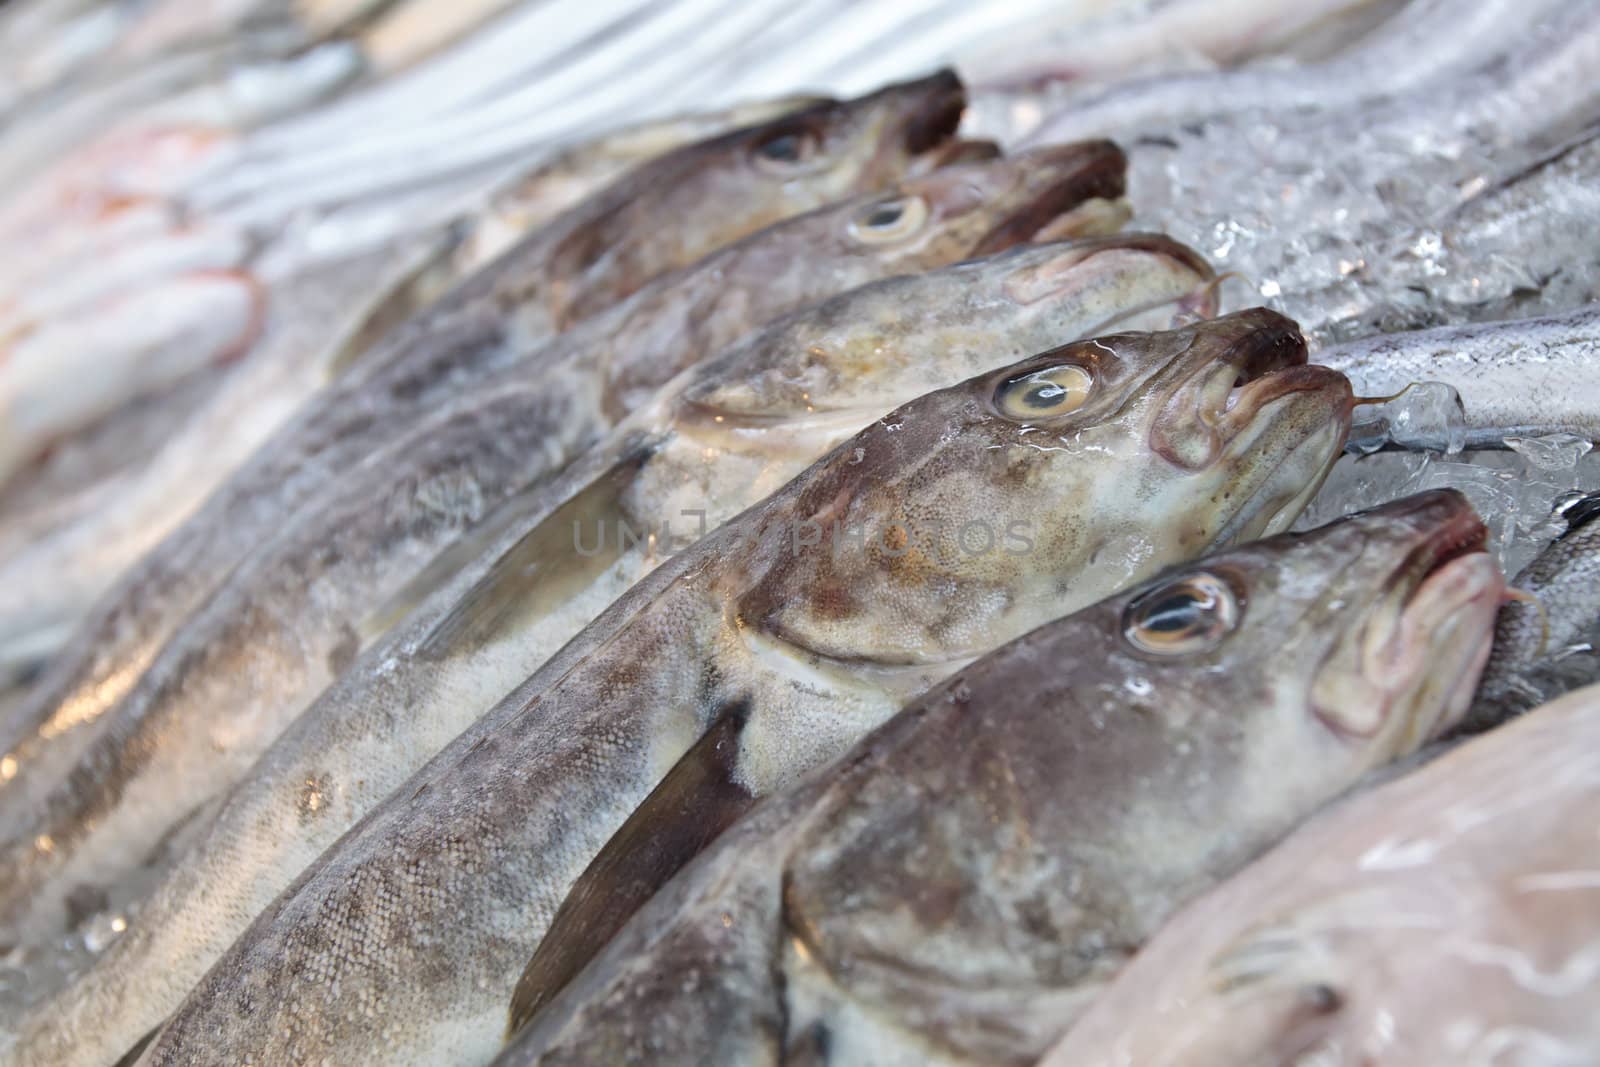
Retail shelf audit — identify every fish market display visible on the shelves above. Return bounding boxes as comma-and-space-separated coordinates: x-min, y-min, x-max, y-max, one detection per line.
0, 71, 968, 829
0, 137, 1135, 959
1041, 680, 1600, 1067
4, 1, 1600, 1063
5, 231, 1217, 1065
502, 490, 1504, 1066
130, 311, 1350, 1065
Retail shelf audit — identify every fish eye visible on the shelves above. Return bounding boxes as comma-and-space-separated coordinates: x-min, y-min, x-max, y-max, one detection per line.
754, 129, 817, 168
847, 195, 929, 243
994, 364, 1094, 421
1123, 572, 1240, 656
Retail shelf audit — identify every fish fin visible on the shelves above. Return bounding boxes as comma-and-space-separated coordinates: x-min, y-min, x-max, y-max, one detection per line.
111, 1023, 161, 1067
361, 477, 553, 642
507, 700, 755, 1036
321, 226, 466, 381
1557, 491, 1600, 538
415, 440, 658, 660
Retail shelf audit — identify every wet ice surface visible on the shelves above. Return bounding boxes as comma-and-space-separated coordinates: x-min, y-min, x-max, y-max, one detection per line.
1297, 435, 1600, 577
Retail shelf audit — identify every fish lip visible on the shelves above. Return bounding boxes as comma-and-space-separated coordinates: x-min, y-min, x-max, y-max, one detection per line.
967, 140, 1128, 257
1313, 491, 1502, 745
900, 69, 968, 157
1379, 490, 1491, 607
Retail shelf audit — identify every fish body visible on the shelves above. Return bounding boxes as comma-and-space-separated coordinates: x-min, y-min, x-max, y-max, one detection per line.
9, 232, 1218, 1066
135, 310, 1351, 1066
1463, 491, 1600, 731
505, 491, 1503, 1066
0, 73, 965, 823
1041, 681, 1600, 1067
1314, 306, 1600, 447
0, 233, 456, 684
0, 142, 1130, 959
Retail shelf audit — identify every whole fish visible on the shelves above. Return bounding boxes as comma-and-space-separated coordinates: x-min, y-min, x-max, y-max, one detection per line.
0, 72, 967, 816
9, 232, 1218, 1067
1314, 306, 1600, 448
134, 310, 1352, 1067
1461, 491, 1600, 732
504, 490, 1505, 1066
0, 142, 1130, 949
1041, 681, 1600, 1067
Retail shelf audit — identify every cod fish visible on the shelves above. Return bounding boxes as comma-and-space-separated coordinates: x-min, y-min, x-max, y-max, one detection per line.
11, 232, 1218, 1067
1042, 680, 1600, 1067
134, 310, 1351, 1067
505, 490, 1505, 1066
0, 71, 967, 814
0, 141, 1128, 950
1462, 490, 1600, 732
1314, 305, 1600, 449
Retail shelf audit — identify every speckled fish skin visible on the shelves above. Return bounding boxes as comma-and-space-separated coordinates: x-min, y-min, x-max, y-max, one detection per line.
1313, 305, 1600, 448
503, 490, 1504, 1067
133, 310, 1351, 1067
0, 72, 968, 831
458, 94, 828, 271
1461, 492, 1600, 733
0, 139, 1128, 959
1041, 680, 1600, 1067
8, 231, 1219, 1067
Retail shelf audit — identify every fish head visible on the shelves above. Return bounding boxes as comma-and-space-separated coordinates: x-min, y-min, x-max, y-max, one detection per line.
677, 234, 1217, 432
766, 493, 1503, 1067
735, 309, 1353, 668
728, 68, 968, 203
808, 140, 1131, 269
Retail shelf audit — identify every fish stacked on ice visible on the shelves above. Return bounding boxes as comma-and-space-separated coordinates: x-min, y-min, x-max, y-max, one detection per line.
1, 2, 1599, 1065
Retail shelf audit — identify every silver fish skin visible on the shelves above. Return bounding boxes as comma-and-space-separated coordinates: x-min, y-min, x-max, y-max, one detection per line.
1041, 680, 1600, 1067
1313, 306, 1600, 447
1461, 492, 1600, 732
134, 310, 1351, 1067
1080, 3, 1600, 333
0, 233, 457, 694
1302, 128, 1600, 339
0, 72, 967, 821
1014, 0, 1550, 146
0, 141, 1128, 956
504, 491, 1504, 1067
9, 232, 1218, 1067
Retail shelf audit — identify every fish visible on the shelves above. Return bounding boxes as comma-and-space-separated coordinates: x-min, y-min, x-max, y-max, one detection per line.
132, 309, 1352, 1067
8, 231, 1219, 1067
1039, 680, 1600, 1067
456, 94, 827, 271
0, 71, 967, 820
1313, 306, 1600, 449
0, 142, 1131, 952
1461, 491, 1600, 732
0, 231, 459, 686
1011, 0, 1548, 146
502, 490, 1505, 1066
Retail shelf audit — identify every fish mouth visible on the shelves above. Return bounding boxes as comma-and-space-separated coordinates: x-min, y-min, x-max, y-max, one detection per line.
1152, 309, 1337, 471
1312, 491, 1505, 747
908, 138, 1002, 174
968, 141, 1128, 257
900, 69, 968, 157
1000, 232, 1215, 315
